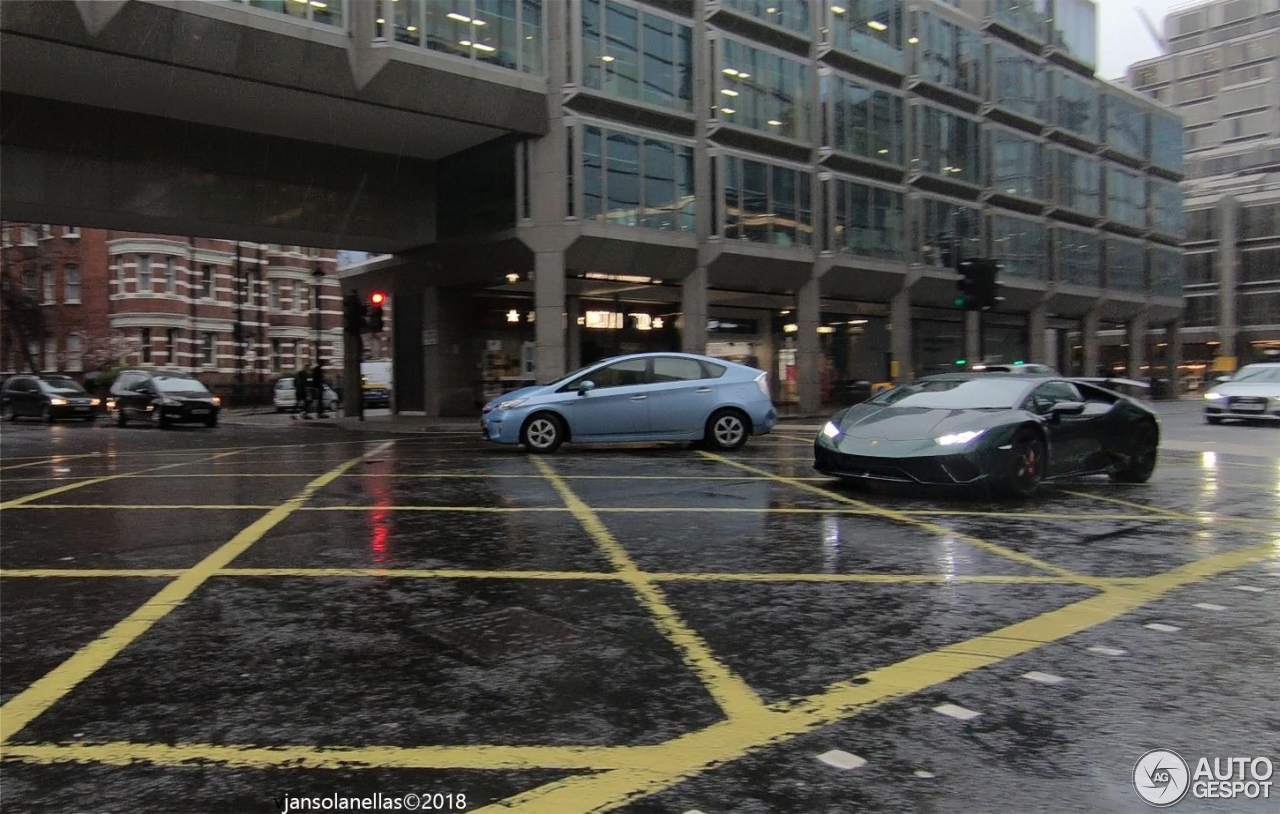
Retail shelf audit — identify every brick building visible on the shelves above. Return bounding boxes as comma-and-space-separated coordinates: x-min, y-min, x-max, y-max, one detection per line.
1, 224, 356, 392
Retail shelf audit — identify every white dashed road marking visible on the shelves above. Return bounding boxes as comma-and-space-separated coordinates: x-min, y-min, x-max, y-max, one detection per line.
1145, 623, 1181, 632
817, 750, 868, 770
913, 770, 936, 779
1194, 602, 1227, 611
1022, 671, 1066, 684
1088, 645, 1127, 656
933, 703, 981, 721
1234, 585, 1265, 593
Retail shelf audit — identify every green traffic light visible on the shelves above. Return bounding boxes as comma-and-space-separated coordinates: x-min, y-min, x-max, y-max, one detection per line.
1014, 360, 1025, 366
956, 359, 967, 366
955, 297, 966, 307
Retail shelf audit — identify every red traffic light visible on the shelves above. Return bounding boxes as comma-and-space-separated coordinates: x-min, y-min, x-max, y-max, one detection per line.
370, 292, 386, 305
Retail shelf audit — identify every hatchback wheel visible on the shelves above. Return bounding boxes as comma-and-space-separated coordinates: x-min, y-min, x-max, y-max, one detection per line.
705, 409, 750, 451
522, 413, 564, 454
117, 408, 128, 427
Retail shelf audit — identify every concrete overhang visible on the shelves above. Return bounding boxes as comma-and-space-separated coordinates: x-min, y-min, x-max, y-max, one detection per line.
819, 256, 908, 302
569, 227, 698, 278
707, 243, 815, 294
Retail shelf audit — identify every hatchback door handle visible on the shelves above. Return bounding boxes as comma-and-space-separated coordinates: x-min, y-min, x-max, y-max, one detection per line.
630, 395, 647, 401
695, 387, 712, 394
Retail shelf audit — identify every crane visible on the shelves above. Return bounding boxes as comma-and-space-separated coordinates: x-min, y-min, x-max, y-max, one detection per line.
1138, 7, 1169, 53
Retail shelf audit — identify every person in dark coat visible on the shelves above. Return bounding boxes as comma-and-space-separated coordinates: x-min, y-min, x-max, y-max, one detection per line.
312, 361, 328, 418
293, 368, 309, 419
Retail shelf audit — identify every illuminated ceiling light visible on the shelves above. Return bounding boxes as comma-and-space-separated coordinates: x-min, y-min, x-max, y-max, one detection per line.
601, 54, 615, 62
908, 36, 920, 44
577, 316, 586, 325
527, 311, 535, 322
848, 319, 868, 325
950, 167, 963, 173
309, 0, 327, 7
472, 42, 496, 52
831, 5, 846, 14
505, 273, 520, 283
376, 18, 385, 24
721, 88, 739, 96
653, 317, 664, 328
447, 12, 473, 23
784, 323, 798, 333
768, 119, 782, 126
877, 148, 888, 154
472, 18, 487, 26
722, 67, 740, 76
867, 19, 888, 31
406, 25, 417, 31
767, 7, 777, 13
721, 108, 736, 114
780, 309, 791, 315
738, 72, 750, 79
460, 38, 471, 45
506, 309, 520, 323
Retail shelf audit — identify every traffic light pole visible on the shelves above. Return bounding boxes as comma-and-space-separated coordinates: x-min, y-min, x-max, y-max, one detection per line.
344, 329, 363, 422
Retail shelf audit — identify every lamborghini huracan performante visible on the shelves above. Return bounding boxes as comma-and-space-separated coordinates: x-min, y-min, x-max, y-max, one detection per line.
813, 373, 1160, 497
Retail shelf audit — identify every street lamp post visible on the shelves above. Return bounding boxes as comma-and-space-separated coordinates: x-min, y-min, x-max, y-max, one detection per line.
311, 263, 324, 364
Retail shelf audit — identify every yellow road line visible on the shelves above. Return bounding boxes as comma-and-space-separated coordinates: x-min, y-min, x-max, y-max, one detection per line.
1058, 488, 1197, 521
0, 440, 395, 746
534, 458, 769, 724
0, 452, 245, 510
4, 544, 1266, 776
220, 568, 626, 580
1059, 489, 1277, 530
0, 452, 106, 472
772, 433, 816, 443
0, 569, 186, 579
700, 452, 1101, 587
6, 504, 279, 511
470, 541, 1276, 814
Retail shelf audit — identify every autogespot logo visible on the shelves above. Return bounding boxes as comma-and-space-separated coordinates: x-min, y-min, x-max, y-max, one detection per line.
1135, 749, 1191, 807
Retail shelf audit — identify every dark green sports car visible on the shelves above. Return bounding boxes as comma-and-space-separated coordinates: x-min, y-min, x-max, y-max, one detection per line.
813, 373, 1160, 497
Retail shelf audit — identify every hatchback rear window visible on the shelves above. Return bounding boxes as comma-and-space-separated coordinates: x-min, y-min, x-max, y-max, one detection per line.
700, 361, 728, 378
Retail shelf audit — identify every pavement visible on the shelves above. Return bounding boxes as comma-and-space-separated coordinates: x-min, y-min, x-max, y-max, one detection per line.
0, 406, 1277, 813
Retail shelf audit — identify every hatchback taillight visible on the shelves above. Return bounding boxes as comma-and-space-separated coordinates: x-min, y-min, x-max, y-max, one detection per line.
755, 372, 770, 398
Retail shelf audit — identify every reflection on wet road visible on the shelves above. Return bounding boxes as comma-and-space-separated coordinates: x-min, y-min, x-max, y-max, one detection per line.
1, 424, 1277, 813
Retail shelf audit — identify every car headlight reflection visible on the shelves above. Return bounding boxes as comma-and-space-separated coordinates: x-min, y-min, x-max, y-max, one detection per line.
936, 430, 984, 446
496, 398, 528, 411
1204, 392, 1225, 400
821, 421, 842, 439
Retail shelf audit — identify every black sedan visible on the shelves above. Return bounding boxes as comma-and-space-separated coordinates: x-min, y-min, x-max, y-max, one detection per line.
112, 370, 221, 428
814, 374, 1160, 497
2, 375, 101, 422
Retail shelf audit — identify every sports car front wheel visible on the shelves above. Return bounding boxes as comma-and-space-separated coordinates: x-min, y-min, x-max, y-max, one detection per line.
1110, 421, 1158, 484
997, 432, 1045, 498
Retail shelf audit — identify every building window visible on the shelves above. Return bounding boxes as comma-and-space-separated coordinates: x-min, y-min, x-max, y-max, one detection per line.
167, 328, 179, 363
914, 104, 981, 184
44, 335, 57, 371
1053, 148, 1102, 216
721, 154, 813, 247
1240, 204, 1279, 240
1150, 246, 1185, 298
38, 224, 53, 239
141, 328, 152, 364
395, 0, 543, 74
1105, 237, 1146, 292
1151, 180, 1186, 238
1184, 295, 1217, 327
913, 11, 982, 97
295, 283, 304, 313
137, 255, 152, 292
164, 258, 176, 294
272, 339, 282, 372
43, 267, 56, 304
245, 271, 258, 307
579, 123, 695, 231
1047, 0, 1097, 68
831, 178, 905, 261
989, 129, 1044, 200
989, 42, 1049, 123
1150, 112, 1184, 173
1105, 165, 1147, 229
915, 198, 981, 267
581, 0, 692, 111
20, 225, 37, 245
825, 74, 904, 165
66, 335, 83, 372
64, 265, 81, 304
1053, 70, 1101, 142
828, 0, 904, 72
201, 265, 215, 299
1053, 228, 1101, 288
1104, 94, 1148, 160
64, 226, 80, 239
990, 214, 1049, 282
202, 333, 216, 366
270, 279, 282, 310
717, 37, 811, 141
21, 270, 37, 299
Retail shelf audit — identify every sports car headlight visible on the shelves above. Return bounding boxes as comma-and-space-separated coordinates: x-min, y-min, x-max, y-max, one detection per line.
936, 430, 984, 446
1203, 392, 1225, 400
821, 421, 842, 439
496, 398, 528, 411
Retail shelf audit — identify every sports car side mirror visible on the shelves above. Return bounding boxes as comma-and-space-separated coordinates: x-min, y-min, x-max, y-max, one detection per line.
1050, 401, 1086, 417
578, 380, 595, 395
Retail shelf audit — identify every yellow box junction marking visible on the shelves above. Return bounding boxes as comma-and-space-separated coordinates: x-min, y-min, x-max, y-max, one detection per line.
0, 452, 246, 511
534, 458, 770, 724
0, 441, 395, 745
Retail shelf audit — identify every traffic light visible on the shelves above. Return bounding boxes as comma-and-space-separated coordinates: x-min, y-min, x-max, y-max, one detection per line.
368, 292, 386, 333
343, 291, 367, 335
955, 259, 1005, 311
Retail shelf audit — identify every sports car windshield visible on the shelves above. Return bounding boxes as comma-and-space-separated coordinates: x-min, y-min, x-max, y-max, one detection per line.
869, 379, 1029, 409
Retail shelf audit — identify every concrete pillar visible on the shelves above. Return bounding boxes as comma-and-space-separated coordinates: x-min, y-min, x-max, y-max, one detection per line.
890, 287, 913, 382
422, 287, 442, 418
1165, 318, 1183, 397
1216, 195, 1239, 364
1082, 308, 1101, 377
1028, 302, 1049, 365
796, 276, 821, 414
534, 251, 566, 382
964, 311, 981, 364
1126, 311, 1148, 380
681, 266, 709, 354
567, 295, 582, 372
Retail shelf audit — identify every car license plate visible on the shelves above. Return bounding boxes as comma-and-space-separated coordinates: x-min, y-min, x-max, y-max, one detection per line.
192, 409, 210, 415
75, 406, 89, 411
1233, 403, 1265, 412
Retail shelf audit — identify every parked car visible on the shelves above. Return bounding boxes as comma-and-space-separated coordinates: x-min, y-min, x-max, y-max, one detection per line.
814, 372, 1160, 498
273, 378, 339, 413
1203, 362, 1280, 424
2, 374, 101, 422
480, 352, 777, 453
111, 369, 221, 428
362, 377, 391, 408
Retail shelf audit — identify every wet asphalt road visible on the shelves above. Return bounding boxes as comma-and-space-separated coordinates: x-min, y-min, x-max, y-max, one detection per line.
0, 415, 1278, 814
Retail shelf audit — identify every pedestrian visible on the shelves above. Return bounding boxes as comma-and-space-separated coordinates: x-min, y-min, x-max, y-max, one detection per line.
293, 368, 309, 419
312, 360, 328, 418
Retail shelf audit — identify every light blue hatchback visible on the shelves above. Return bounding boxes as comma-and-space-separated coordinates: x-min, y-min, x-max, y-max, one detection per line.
481, 352, 778, 453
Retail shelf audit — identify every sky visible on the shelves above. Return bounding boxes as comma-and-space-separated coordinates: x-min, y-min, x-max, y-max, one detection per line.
1097, 0, 1192, 81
